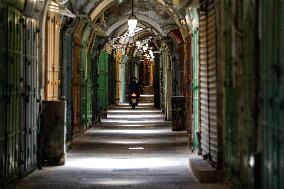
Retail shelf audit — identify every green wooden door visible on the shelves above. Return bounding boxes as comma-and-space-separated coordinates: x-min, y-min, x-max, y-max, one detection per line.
98, 51, 109, 109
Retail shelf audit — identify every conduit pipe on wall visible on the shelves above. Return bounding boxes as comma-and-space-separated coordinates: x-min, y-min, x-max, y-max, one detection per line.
2, 0, 45, 19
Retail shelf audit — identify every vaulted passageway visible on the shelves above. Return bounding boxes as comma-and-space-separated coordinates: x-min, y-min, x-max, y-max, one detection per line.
1, 0, 284, 189
15, 90, 228, 189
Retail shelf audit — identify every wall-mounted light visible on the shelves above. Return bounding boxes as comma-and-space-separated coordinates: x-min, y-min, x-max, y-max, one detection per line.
142, 43, 148, 52
248, 155, 255, 168
128, 0, 137, 35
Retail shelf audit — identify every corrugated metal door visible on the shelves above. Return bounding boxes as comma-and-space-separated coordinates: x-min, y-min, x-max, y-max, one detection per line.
260, 1, 284, 189
62, 28, 74, 141
98, 51, 109, 109
45, 12, 61, 101
199, 0, 219, 167
21, 16, 38, 176
0, 4, 8, 185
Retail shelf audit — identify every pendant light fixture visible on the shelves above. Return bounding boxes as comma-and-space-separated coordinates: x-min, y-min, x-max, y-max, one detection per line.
128, 0, 137, 35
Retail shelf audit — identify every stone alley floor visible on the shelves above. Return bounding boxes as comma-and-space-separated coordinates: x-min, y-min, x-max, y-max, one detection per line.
14, 96, 229, 189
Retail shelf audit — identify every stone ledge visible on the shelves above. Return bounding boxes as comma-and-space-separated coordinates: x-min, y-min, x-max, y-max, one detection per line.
189, 155, 223, 183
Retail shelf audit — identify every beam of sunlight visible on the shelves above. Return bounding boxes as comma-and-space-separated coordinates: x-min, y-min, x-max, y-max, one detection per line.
66, 157, 184, 170
116, 103, 154, 106
140, 95, 154, 97
107, 114, 165, 118
128, 147, 144, 150
107, 110, 162, 113
89, 129, 170, 134
101, 119, 167, 123
90, 179, 146, 185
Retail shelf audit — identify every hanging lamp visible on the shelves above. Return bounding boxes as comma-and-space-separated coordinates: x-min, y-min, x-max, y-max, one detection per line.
128, 0, 137, 35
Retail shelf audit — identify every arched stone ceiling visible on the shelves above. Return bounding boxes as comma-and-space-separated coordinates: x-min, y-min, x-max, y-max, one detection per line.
69, 0, 183, 33
103, 0, 178, 37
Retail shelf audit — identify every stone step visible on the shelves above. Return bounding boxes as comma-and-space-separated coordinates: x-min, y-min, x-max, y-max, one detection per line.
106, 114, 165, 120
97, 121, 172, 128
108, 103, 155, 110
143, 86, 154, 94
106, 109, 163, 115
189, 155, 223, 183
82, 131, 188, 139
139, 94, 154, 103
100, 119, 167, 124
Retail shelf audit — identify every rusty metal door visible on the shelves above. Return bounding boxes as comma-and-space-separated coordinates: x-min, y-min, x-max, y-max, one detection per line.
199, 0, 219, 167
115, 50, 122, 104
73, 21, 86, 134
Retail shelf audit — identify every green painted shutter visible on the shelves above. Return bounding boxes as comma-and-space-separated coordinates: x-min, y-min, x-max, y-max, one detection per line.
192, 27, 199, 150
98, 51, 109, 109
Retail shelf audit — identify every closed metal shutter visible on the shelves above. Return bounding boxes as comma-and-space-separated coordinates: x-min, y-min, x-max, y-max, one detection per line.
0, 5, 38, 184
199, 0, 219, 166
260, 1, 284, 189
21, 16, 38, 176
62, 26, 75, 141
